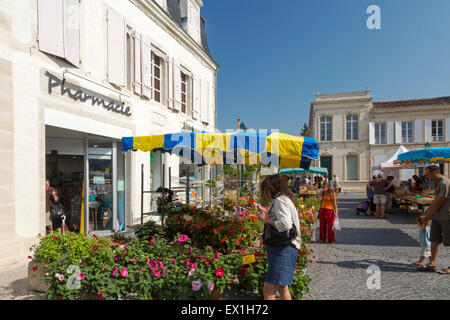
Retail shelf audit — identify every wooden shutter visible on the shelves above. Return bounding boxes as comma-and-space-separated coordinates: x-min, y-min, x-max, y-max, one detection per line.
134, 32, 142, 95
369, 122, 375, 145
387, 121, 394, 144
167, 58, 174, 109
200, 79, 209, 123
63, 0, 80, 67
141, 36, 152, 98
173, 61, 182, 111
414, 120, 422, 143
446, 119, 450, 142
424, 120, 432, 143
192, 76, 200, 120
107, 9, 126, 87
38, 0, 65, 58
395, 121, 402, 144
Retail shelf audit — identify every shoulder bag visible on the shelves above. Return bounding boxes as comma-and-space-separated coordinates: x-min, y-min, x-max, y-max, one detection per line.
262, 196, 298, 247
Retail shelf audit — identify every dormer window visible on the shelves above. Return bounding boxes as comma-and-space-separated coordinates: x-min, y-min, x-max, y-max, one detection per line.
180, 0, 202, 44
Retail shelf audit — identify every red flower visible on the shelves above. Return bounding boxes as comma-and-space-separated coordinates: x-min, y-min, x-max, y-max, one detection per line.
239, 267, 248, 278
32, 266, 38, 272
215, 268, 225, 277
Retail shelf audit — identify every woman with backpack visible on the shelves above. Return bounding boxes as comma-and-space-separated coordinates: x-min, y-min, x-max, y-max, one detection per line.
50, 193, 66, 232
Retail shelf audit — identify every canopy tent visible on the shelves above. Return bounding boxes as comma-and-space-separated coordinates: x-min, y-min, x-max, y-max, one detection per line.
122, 131, 319, 169
279, 167, 328, 176
372, 145, 410, 170
396, 148, 450, 164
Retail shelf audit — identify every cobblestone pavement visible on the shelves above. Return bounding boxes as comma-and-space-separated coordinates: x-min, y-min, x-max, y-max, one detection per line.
0, 262, 46, 300
303, 193, 450, 300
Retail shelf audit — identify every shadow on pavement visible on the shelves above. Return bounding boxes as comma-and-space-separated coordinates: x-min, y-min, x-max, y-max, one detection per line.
315, 259, 418, 273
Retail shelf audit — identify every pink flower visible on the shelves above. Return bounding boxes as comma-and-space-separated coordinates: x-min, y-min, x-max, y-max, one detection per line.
111, 267, 119, 276
152, 270, 160, 277
190, 262, 198, 271
148, 260, 158, 270
185, 259, 191, 266
171, 259, 177, 265
215, 268, 225, 277
98, 292, 104, 300
129, 258, 137, 262
188, 269, 195, 277
162, 269, 167, 275
189, 246, 193, 254
207, 283, 215, 293
204, 259, 210, 265
120, 267, 128, 278
191, 280, 203, 291
58, 274, 64, 281
32, 266, 38, 272
150, 236, 155, 245
158, 261, 164, 268
76, 272, 86, 281
136, 268, 143, 274
214, 252, 220, 259
177, 235, 189, 243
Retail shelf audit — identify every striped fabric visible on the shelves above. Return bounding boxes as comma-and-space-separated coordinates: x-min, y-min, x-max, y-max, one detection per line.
122, 131, 319, 169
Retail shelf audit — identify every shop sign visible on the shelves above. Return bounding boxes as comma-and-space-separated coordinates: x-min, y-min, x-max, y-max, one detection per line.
45, 71, 132, 117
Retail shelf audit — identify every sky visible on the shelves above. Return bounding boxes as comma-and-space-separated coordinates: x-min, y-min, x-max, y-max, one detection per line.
201, 0, 450, 136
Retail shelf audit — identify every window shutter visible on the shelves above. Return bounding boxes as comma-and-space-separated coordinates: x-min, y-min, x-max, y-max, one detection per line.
414, 120, 422, 143
63, 0, 80, 67
395, 121, 402, 144
192, 76, 200, 120
369, 122, 375, 145
167, 58, 174, 109
387, 121, 394, 144
38, 0, 65, 58
134, 32, 142, 95
446, 119, 450, 142
200, 79, 209, 123
107, 9, 126, 87
424, 120, 432, 143
173, 61, 182, 111
141, 36, 152, 98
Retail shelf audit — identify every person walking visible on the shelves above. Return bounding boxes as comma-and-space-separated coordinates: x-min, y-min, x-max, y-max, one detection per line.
413, 215, 432, 269
331, 174, 340, 192
417, 165, 450, 274
385, 176, 395, 213
258, 175, 302, 300
50, 193, 66, 232
317, 183, 338, 243
45, 179, 56, 234
368, 174, 389, 219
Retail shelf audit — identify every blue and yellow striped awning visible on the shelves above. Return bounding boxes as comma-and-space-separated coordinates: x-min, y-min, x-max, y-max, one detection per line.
122, 131, 319, 169
396, 148, 450, 164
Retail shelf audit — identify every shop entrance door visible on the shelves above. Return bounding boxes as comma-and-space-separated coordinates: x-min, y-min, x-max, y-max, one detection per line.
88, 141, 114, 232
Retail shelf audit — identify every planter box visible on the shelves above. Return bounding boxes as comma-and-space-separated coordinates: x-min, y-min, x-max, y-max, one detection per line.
28, 261, 50, 293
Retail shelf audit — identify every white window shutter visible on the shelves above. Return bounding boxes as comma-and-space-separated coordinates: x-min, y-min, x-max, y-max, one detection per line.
414, 120, 422, 143
38, 0, 65, 58
369, 122, 375, 145
446, 119, 450, 142
141, 36, 152, 98
107, 9, 126, 87
167, 58, 174, 108
63, 0, 80, 67
387, 121, 394, 144
173, 61, 182, 111
424, 120, 432, 143
395, 121, 402, 144
134, 32, 142, 95
200, 79, 209, 123
193, 76, 200, 120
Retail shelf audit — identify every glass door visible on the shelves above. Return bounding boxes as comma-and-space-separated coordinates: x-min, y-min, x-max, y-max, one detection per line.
88, 141, 113, 232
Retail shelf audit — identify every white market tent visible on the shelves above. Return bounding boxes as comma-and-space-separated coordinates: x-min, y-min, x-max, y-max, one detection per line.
372, 145, 415, 182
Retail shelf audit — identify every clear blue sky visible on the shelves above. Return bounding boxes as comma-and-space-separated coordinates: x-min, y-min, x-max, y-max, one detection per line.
201, 0, 450, 135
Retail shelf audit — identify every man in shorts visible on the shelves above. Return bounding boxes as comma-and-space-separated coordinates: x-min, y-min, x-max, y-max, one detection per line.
418, 165, 450, 274
368, 174, 388, 219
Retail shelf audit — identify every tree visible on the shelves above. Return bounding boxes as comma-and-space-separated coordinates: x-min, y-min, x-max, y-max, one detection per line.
300, 123, 309, 136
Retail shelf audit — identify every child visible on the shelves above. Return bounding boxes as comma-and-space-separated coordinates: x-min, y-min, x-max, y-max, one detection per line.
413, 216, 431, 268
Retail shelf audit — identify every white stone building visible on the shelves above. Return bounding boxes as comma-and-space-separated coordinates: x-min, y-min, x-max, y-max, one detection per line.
309, 90, 450, 192
0, 0, 218, 268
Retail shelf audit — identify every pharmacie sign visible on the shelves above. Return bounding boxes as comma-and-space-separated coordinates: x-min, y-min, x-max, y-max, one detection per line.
45, 71, 132, 117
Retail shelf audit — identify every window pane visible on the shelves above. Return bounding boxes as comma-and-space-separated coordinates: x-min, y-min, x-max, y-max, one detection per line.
154, 79, 160, 90
347, 156, 358, 180
154, 91, 160, 102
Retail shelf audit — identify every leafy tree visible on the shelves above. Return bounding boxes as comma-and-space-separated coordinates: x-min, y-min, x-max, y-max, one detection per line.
300, 123, 309, 136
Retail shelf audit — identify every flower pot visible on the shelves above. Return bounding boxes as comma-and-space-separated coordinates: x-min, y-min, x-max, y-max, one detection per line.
211, 289, 222, 300
28, 261, 50, 293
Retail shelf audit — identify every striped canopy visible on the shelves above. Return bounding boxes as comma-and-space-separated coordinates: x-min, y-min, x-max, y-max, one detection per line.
279, 167, 328, 176
122, 131, 319, 169
396, 148, 450, 164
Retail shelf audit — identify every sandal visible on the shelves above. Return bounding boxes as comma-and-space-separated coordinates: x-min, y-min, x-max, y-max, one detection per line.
412, 261, 422, 267
417, 264, 437, 272
437, 267, 450, 275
